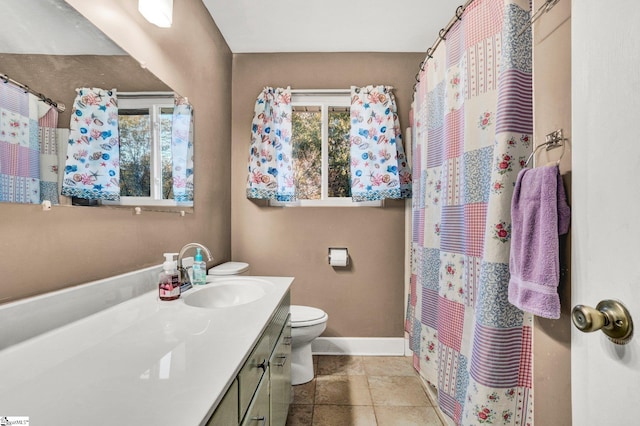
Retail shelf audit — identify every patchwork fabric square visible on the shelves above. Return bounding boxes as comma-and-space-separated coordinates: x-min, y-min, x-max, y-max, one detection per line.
437, 296, 465, 352
469, 322, 523, 388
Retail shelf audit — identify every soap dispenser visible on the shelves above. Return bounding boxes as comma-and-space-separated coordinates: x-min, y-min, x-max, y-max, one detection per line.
192, 248, 207, 285
159, 253, 180, 301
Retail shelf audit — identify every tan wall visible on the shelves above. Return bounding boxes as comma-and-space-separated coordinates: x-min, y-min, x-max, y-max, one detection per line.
532, 0, 572, 424
0, 0, 233, 304
0, 54, 170, 125
231, 53, 423, 337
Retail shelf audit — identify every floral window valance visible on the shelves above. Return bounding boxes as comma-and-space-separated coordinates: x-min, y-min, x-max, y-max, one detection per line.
246, 86, 295, 202
349, 85, 411, 201
246, 85, 412, 203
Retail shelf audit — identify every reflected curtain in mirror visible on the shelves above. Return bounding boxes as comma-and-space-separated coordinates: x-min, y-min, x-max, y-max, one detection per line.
61, 88, 120, 201
171, 96, 193, 203
0, 82, 40, 203
39, 106, 60, 204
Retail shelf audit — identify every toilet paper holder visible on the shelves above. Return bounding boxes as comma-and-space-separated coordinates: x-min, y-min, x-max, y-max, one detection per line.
328, 247, 349, 266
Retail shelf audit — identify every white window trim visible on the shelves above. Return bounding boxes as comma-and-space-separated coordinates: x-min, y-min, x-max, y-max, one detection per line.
270, 198, 384, 208
102, 94, 193, 207
269, 92, 382, 208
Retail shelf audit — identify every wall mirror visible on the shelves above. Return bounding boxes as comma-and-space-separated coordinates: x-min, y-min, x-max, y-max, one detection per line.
0, 0, 194, 208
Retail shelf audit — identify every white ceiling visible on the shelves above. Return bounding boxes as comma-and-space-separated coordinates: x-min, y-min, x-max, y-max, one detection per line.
202, 0, 463, 53
2, 0, 463, 55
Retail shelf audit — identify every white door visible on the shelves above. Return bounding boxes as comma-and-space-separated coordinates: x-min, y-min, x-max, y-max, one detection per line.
572, 2, 640, 424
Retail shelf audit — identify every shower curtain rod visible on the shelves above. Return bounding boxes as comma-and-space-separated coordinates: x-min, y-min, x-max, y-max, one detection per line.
412, 0, 559, 99
517, 0, 561, 37
411, 0, 475, 100
0, 72, 66, 112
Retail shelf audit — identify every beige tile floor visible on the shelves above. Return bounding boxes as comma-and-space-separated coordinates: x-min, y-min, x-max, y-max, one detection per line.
286, 355, 444, 426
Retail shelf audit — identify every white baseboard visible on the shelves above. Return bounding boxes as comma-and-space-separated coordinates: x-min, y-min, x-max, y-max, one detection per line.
311, 337, 406, 356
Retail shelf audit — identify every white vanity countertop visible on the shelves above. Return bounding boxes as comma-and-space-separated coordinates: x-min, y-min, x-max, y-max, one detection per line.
0, 275, 293, 426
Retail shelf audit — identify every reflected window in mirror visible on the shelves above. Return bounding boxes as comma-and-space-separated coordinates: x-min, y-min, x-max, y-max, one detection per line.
102, 93, 193, 207
2, 0, 195, 208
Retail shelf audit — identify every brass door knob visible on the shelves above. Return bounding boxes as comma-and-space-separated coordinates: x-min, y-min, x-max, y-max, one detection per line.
572, 304, 606, 332
571, 300, 633, 345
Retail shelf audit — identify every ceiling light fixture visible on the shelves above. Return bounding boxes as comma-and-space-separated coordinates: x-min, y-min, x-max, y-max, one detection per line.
138, 0, 173, 28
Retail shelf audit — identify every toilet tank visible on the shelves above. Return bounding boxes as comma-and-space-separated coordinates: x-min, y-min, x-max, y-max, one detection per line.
207, 261, 250, 276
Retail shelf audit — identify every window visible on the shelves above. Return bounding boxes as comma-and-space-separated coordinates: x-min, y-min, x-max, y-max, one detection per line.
273, 92, 380, 207
103, 93, 191, 207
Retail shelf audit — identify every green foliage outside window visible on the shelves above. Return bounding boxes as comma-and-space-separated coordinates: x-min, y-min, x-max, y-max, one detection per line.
119, 113, 151, 197
328, 110, 351, 198
291, 111, 321, 199
291, 108, 351, 200
159, 108, 174, 199
118, 108, 174, 199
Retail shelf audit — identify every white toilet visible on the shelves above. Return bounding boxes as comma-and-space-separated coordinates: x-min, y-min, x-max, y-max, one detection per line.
208, 262, 328, 385
290, 305, 328, 385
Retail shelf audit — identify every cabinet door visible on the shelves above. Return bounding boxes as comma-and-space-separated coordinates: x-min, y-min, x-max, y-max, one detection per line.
239, 332, 270, 419
207, 379, 239, 426
269, 319, 291, 426
241, 373, 270, 426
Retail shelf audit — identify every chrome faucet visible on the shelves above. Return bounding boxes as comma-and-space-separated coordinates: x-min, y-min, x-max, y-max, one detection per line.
177, 243, 213, 291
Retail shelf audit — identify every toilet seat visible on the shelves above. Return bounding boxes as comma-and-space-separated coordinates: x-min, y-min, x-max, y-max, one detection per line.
290, 305, 328, 327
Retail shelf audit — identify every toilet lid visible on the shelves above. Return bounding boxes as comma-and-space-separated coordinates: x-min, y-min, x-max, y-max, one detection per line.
290, 305, 328, 327
208, 262, 249, 276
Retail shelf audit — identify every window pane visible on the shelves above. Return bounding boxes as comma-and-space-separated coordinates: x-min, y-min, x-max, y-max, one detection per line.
292, 109, 321, 200
118, 109, 151, 196
159, 107, 174, 199
328, 109, 351, 198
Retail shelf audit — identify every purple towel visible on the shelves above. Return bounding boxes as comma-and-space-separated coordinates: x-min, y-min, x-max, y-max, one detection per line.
508, 165, 570, 319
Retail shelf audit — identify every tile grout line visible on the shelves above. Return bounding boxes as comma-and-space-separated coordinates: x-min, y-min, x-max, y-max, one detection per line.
288, 355, 436, 425
362, 356, 379, 424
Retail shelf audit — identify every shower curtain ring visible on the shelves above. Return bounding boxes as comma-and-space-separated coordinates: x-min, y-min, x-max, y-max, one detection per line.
439, 28, 447, 41
426, 48, 433, 59
415, 72, 421, 83
455, 6, 464, 20
419, 60, 426, 72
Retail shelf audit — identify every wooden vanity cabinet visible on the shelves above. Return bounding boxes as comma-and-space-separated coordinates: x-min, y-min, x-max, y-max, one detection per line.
207, 291, 291, 426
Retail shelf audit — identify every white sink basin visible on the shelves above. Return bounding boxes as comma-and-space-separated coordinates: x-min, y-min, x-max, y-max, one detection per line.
183, 278, 272, 308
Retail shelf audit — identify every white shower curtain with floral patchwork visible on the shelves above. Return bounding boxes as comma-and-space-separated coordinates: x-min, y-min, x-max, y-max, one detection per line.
406, 0, 533, 424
